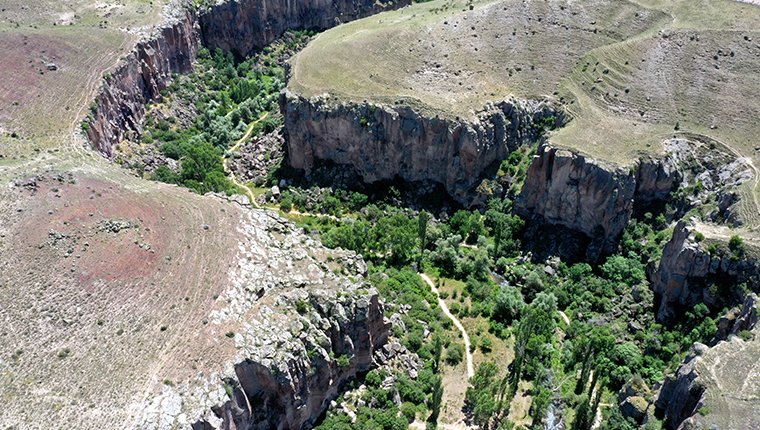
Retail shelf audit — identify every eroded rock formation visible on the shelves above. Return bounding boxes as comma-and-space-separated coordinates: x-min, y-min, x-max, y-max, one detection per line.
199, 0, 411, 59
134, 210, 389, 430
650, 221, 760, 323
85, 0, 408, 156
282, 92, 561, 204
85, 9, 199, 156
194, 293, 388, 430
655, 343, 708, 429
515, 145, 639, 261
656, 318, 760, 430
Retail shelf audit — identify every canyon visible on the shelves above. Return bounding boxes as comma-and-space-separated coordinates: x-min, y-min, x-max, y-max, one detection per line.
2, 0, 760, 428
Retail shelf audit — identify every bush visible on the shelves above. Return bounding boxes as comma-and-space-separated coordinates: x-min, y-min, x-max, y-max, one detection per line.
729, 235, 745, 254
492, 284, 525, 323
400, 402, 417, 423
479, 337, 493, 353
336, 355, 351, 368
445, 343, 464, 365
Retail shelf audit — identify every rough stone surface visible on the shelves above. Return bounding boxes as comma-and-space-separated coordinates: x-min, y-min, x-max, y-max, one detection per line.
199, 0, 410, 59
620, 396, 649, 424
714, 294, 758, 343
86, 9, 199, 156
650, 221, 760, 323
656, 343, 708, 430
515, 144, 640, 261
86, 0, 409, 156
656, 321, 760, 430
133, 210, 389, 430
282, 92, 561, 205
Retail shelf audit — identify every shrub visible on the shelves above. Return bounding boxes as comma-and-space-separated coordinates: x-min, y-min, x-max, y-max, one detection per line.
336, 355, 351, 367
295, 300, 309, 315
445, 343, 464, 365
729, 235, 745, 254
479, 337, 493, 353
400, 402, 417, 423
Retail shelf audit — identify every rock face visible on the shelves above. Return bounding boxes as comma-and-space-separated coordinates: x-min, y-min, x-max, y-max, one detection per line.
650, 221, 760, 323
282, 92, 561, 205
514, 144, 680, 261
196, 293, 388, 430
199, 0, 411, 59
515, 145, 638, 261
85, 9, 199, 156
714, 294, 758, 342
85, 0, 408, 156
656, 343, 709, 430
656, 319, 760, 430
134, 210, 390, 430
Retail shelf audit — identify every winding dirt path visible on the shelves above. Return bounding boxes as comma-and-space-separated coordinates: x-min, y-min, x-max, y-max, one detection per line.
420, 273, 474, 378
222, 113, 269, 208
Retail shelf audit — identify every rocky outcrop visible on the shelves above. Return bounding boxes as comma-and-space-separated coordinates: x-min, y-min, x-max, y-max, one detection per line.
282, 92, 561, 205
134, 210, 390, 430
85, 9, 199, 156
655, 343, 708, 430
86, 0, 408, 156
514, 145, 639, 261
199, 0, 411, 59
515, 135, 755, 262
650, 221, 760, 323
656, 320, 760, 430
197, 292, 389, 430
714, 294, 758, 343
633, 153, 681, 215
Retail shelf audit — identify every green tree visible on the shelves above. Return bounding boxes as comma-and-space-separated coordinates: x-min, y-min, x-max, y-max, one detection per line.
376, 214, 418, 265
492, 284, 525, 324
418, 210, 431, 263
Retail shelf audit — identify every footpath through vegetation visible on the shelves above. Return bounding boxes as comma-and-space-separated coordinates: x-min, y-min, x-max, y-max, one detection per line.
420, 273, 474, 379
119, 29, 754, 430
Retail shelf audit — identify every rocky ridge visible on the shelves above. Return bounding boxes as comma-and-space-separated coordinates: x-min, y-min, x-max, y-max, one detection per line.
655, 305, 760, 430
650, 221, 760, 323
515, 136, 754, 262
282, 91, 562, 205
135, 209, 389, 430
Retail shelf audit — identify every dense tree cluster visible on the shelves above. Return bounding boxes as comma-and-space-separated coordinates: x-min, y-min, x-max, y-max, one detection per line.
141, 32, 310, 194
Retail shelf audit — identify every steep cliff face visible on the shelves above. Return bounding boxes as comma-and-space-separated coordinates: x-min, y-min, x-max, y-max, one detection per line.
85, 10, 199, 156
195, 293, 389, 430
133, 210, 390, 430
650, 221, 760, 323
86, 0, 408, 157
200, 0, 411, 59
282, 92, 561, 205
515, 145, 638, 261
655, 343, 708, 430
656, 319, 760, 430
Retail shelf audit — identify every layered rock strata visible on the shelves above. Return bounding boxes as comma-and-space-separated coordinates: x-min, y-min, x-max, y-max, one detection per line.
282, 92, 561, 205
85, 9, 198, 156
85, 0, 408, 156
199, 0, 411, 59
